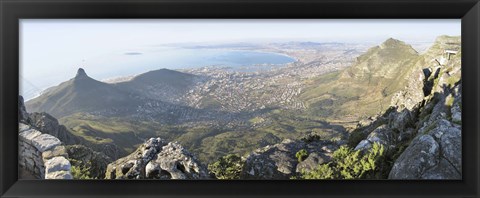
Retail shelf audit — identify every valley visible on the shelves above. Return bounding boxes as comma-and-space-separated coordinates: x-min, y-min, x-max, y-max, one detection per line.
26, 41, 368, 162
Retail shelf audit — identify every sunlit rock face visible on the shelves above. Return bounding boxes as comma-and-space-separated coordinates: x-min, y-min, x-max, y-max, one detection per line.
105, 138, 210, 180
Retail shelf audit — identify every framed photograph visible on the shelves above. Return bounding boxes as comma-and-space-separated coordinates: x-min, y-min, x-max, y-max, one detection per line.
1, 0, 479, 197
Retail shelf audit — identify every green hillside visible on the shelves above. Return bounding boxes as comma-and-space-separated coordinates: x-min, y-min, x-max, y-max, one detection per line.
299, 38, 421, 123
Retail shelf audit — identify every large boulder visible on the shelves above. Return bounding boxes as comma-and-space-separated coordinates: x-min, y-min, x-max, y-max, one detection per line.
389, 119, 461, 179
105, 137, 209, 179
146, 142, 209, 179
241, 138, 337, 179
241, 139, 305, 179
354, 124, 396, 152
388, 135, 440, 179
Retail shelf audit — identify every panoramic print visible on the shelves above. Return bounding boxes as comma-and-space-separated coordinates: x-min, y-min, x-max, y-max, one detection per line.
19, 19, 461, 180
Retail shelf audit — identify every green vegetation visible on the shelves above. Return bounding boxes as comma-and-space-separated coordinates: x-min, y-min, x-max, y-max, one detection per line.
295, 149, 308, 162
208, 154, 243, 179
297, 163, 335, 179
197, 108, 347, 163
445, 94, 455, 107
299, 143, 386, 179
70, 159, 93, 179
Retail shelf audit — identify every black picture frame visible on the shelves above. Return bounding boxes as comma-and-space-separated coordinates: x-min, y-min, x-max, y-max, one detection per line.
1, 0, 479, 197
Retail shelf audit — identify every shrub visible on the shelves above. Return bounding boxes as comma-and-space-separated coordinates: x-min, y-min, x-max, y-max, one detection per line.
69, 159, 93, 179
299, 143, 386, 179
71, 165, 92, 179
295, 149, 308, 162
208, 154, 243, 179
299, 163, 335, 179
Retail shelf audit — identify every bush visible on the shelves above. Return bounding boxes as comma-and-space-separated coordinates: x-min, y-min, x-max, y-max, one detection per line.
299, 143, 386, 179
295, 149, 308, 162
71, 165, 92, 179
208, 154, 243, 179
299, 164, 335, 179
69, 159, 93, 179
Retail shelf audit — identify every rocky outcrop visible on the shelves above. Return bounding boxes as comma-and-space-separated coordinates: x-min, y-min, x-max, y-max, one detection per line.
350, 35, 462, 179
19, 96, 30, 123
105, 138, 210, 179
29, 112, 81, 145
20, 95, 122, 161
389, 84, 462, 179
19, 123, 72, 179
389, 118, 461, 179
241, 137, 341, 179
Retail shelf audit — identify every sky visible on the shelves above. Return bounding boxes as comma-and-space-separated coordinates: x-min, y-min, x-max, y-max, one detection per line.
20, 19, 461, 100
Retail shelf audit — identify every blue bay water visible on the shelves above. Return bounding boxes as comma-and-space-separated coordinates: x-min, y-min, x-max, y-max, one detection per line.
93, 48, 296, 78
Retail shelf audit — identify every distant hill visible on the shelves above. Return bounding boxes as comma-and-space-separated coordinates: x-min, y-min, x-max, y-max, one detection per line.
26, 68, 142, 118
115, 68, 204, 104
25, 68, 203, 118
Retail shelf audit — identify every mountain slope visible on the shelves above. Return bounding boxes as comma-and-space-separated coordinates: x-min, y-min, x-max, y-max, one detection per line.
115, 68, 204, 104
350, 35, 462, 179
299, 38, 421, 123
26, 68, 142, 118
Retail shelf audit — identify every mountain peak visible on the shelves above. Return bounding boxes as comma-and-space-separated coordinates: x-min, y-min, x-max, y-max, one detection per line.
380, 38, 404, 48
75, 68, 88, 79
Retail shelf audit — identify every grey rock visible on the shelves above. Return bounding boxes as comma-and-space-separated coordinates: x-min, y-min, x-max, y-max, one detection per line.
390, 108, 416, 133
19, 123, 31, 133
150, 142, 209, 179
397, 128, 415, 143
295, 152, 331, 173
241, 139, 305, 179
45, 170, 73, 179
390, 68, 426, 111
451, 85, 462, 124
355, 124, 396, 152
45, 156, 71, 174
438, 124, 462, 175
354, 139, 372, 151
422, 158, 461, 179
145, 161, 162, 178
241, 137, 338, 180
42, 145, 68, 160
428, 95, 449, 123
105, 137, 209, 180
19, 129, 42, 144
29, 112, 81, 145
18, 95, 30, 123
389, 135, 439, 179
31, 134, 62, 152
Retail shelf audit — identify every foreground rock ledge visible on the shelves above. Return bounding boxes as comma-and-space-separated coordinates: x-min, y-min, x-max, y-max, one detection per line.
105, 137, 210, 179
